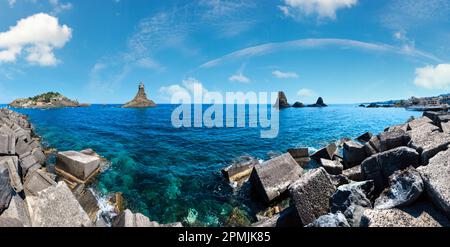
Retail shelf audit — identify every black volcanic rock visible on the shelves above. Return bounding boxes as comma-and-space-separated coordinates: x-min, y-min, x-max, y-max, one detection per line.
122, 82, 156, 108
275, 91, 290, 109
308, 97, 328, 107
292, 102, 305, 108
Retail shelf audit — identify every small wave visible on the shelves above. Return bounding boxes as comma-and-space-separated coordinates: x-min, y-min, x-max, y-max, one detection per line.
89, 188, 117, 226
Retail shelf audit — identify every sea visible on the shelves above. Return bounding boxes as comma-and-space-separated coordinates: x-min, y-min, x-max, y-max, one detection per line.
3, 104, 422, 226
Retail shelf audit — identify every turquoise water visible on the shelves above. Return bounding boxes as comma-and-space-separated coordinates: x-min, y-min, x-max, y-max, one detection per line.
6, 104, 421, 226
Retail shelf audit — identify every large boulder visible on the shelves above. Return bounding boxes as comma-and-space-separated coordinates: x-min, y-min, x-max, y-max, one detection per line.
320, 158, 343, 175
0, 164, 13, 214
252, 207, 301, 227
378, 130, 411, 152
417, 149, 450, 218
26, 182, 92, 227
23, 169, 57, 196
361, 147, 419, 193
407, 116, 434, 130
361, 202, 450, 227
408, 124, 450, 165
19, 154, 41, 178
306, 212, 350, 227
0, 134, 15, 155
0, 194, 31, 227
330, 180, 373, 226
356, 132, 373, 143
222, 156, 258, 186
56, 151, 101, 180
289, 168, 336, 225
0, 217, 23, 227
288, 148, 311, 167
15, 139, 32, 159
73, 185, 100, 222
374, 167, 424, 209
342, 165, 363, 181
113, 209, 159, 227
0, 156, 23, 193
250, 153, 302, 203
311, 143, 337, 161
343, 140, 367, 169
367, 135, 381, 153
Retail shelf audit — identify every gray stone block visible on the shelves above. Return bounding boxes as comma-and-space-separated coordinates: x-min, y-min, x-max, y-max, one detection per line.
113, 209, 159, 227
407, 116, 434, 130
361, 202, 450, 227
361, 147, 419, 193
19, 154, 40, 178
24, 169, 57, 197
289, 168, 336, 225
56, 151, 100, 180
1, 194, 31, 227
311, 143, 337, 161
418, 149, 450, 218
0, 156, 23, 193
0, 134, 15, 155
343, 140, 367, 169
320, 158, 343, 175
378, 130, 411, 152
15, 139, 32, 159
250, 153, 303, 203
26, 182, 92, 227
408, 124, 450, 165
32, 147, 46, 165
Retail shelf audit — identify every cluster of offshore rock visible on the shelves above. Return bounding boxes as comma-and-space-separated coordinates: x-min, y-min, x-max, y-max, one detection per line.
275, 91, 327, 109
222, 111, 450, 227
0, 108, 180, 227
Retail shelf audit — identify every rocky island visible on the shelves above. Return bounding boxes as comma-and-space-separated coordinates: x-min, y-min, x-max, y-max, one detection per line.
122, 82, 156, 108
9, 92, 89, 109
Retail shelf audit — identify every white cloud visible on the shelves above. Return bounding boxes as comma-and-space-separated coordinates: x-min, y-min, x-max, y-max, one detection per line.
381, 0, 450, 30
229, 73, 250, 83
200, 38, 440, 68
0, 13, 72, 66
159, 77, 209, 103
8, 0, 16, 7
272, 70, 299, 78
279, 0, 358, 20
49, 0, 73, 14
136, 57, 164, 71
297, 88, 315, 97
414, 64, 450, 89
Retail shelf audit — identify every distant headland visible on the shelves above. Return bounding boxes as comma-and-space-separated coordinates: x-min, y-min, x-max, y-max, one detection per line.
361, 94, 450, 112
9, 92, 90, 109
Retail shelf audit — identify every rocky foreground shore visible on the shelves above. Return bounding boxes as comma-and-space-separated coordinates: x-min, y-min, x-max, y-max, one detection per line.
0, 108, 181, 227
222, 111, 450, 227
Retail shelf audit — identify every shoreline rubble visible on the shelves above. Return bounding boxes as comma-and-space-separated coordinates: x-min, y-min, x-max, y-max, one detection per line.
222, 111, 450, 227
0, 108, 181, 227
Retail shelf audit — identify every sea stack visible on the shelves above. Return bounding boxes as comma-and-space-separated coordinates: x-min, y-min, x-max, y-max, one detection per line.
275, 91, 291, 109
308, 97, 328, 107
122, 82, 156, 108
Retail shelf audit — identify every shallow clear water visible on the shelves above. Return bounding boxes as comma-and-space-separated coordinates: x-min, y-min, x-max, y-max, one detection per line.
6, 104, 421, 226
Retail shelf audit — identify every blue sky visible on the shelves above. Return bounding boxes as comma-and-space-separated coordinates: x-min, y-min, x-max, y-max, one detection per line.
1, 0, 450, 104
